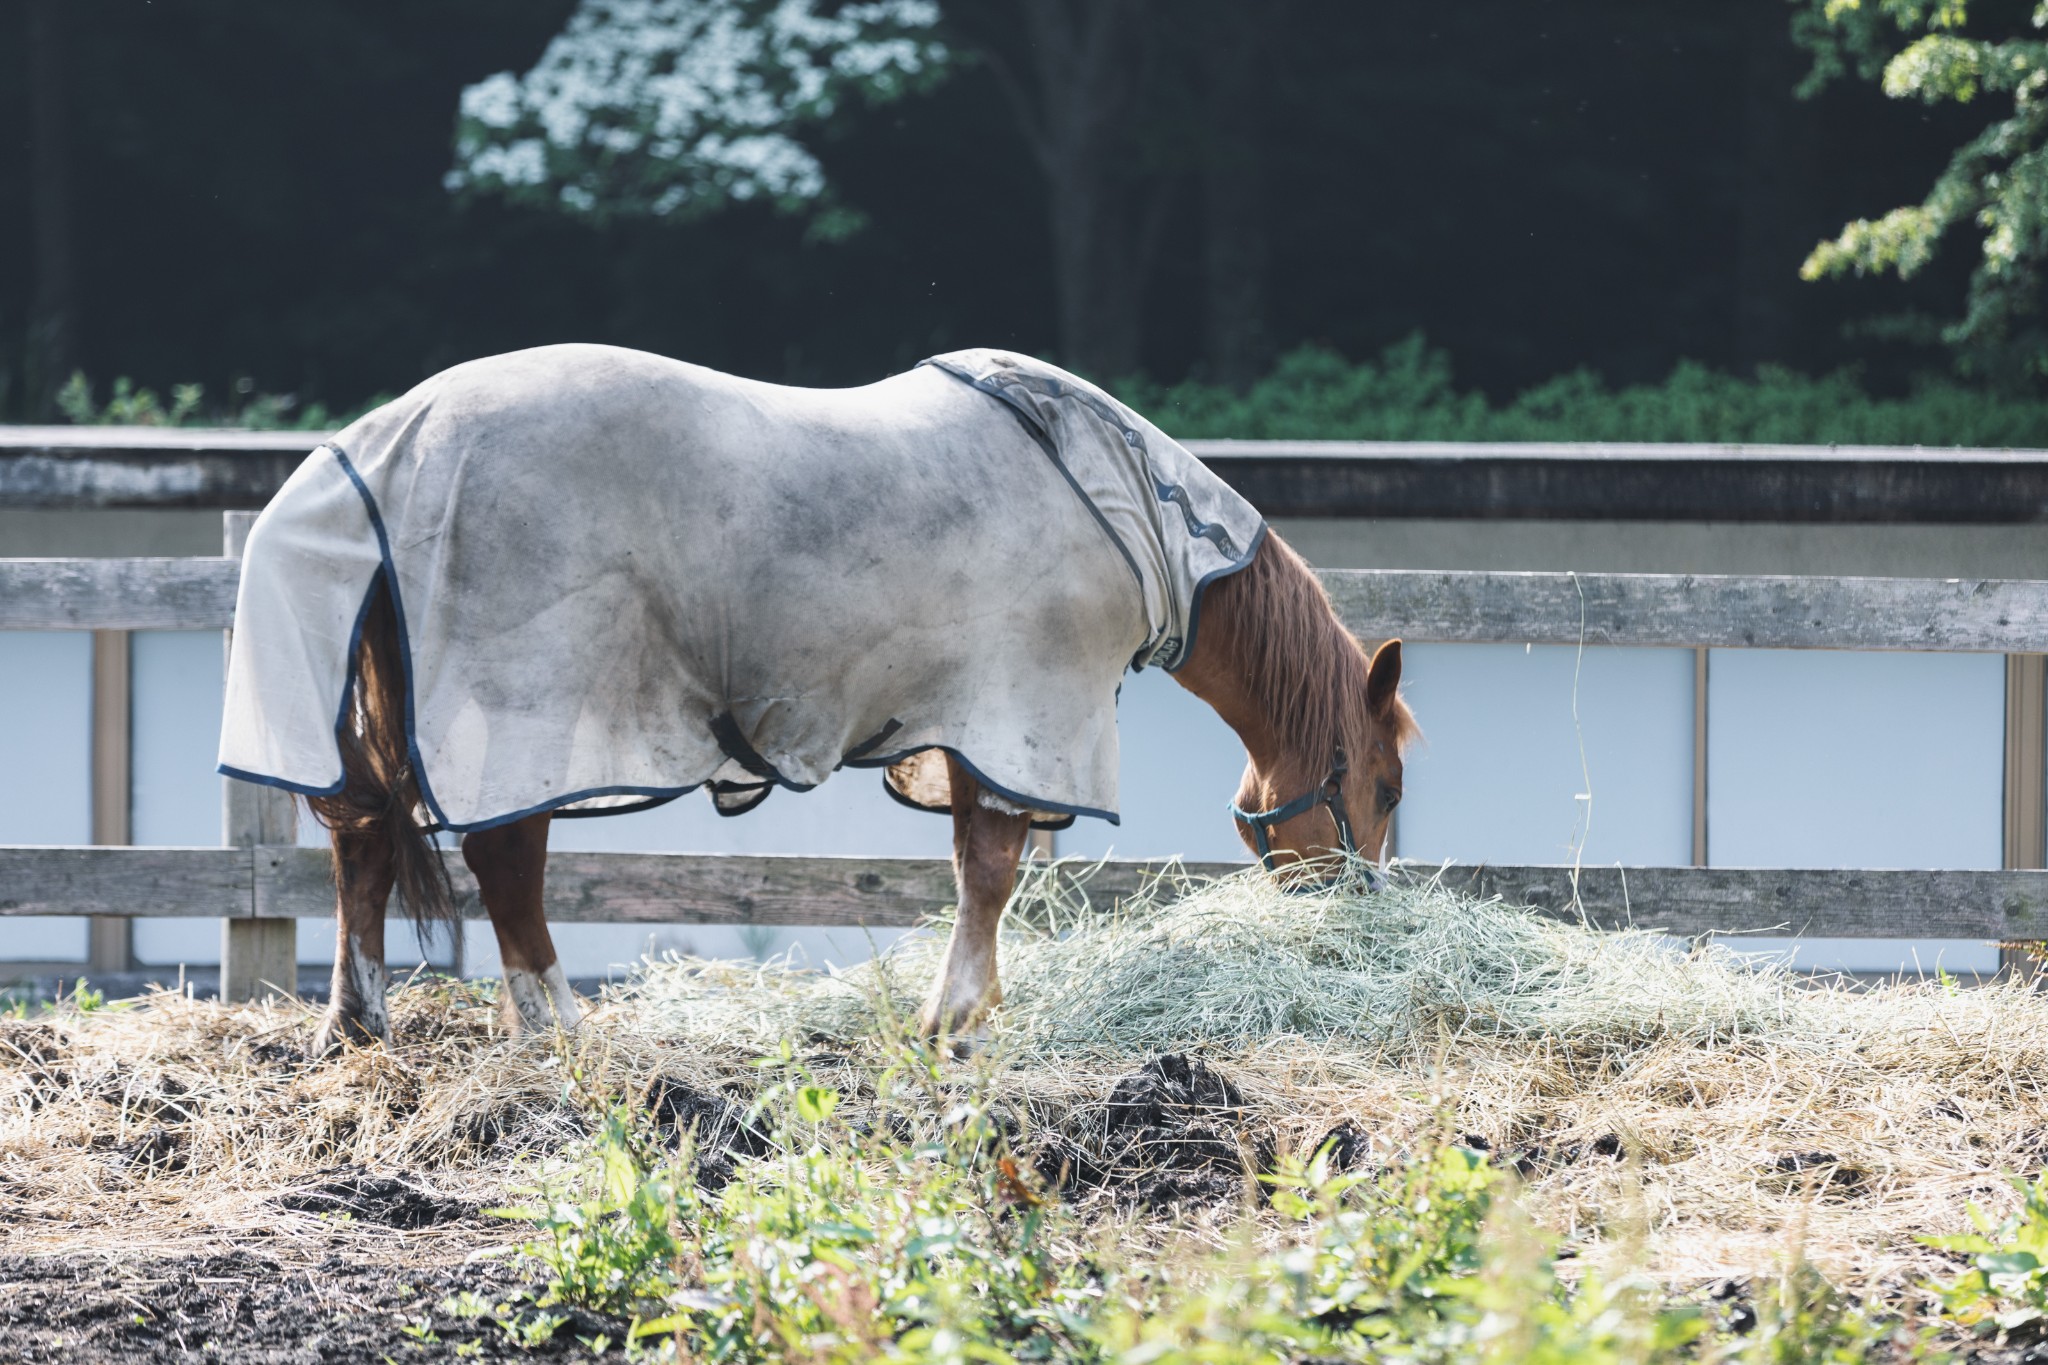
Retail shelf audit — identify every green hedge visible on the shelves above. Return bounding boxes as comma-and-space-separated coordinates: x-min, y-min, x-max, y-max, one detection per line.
1121, 336, 2048, 447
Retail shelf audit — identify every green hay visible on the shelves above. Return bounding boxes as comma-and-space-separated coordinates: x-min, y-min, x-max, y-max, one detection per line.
625, 861, 1814, 1060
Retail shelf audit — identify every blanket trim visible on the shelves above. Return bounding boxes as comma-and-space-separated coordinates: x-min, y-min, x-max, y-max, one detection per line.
918, 356, 1265, 672
860, 744, 1088, 831
919, 359, 1151, 655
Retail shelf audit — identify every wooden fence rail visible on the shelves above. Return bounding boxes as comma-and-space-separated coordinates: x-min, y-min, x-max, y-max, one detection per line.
3, 845, 2043, 943
10, 556, 2048, 652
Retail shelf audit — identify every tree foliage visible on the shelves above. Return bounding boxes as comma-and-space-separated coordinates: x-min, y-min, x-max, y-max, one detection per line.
447, 0, 949, 239
1797, 0, 2048, 383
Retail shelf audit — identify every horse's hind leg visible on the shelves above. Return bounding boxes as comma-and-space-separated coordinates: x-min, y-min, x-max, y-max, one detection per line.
918, 755, 1033, 1041
313, 824, 397, 1053
461, 811, 582, 1035
306, 575, 454, 1054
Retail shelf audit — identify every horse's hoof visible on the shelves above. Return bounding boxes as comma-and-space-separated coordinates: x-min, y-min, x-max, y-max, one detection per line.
917, 992, 996, 1050
935, 1031, 986, 1060
311, 1006, 387, 1057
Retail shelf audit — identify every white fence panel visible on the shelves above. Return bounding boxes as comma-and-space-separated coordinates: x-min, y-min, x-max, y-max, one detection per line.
0, 631, 90, 961
1708, 649, 2005, 972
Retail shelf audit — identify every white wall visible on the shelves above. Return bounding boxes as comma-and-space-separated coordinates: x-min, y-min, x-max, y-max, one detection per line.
0, 632, 91, 962
1057, 666, 1256, 863
1396, 644, 1694, 867
1706, 649, 2005, 973
129, 630, 225, 965
20, 624, 2019, 983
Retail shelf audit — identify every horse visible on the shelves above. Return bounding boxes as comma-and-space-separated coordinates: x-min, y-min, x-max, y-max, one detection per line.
216, 344, 1414, 1050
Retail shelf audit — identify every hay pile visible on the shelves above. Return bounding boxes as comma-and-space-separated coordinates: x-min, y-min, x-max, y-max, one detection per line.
1, 861, 2045, 1294
626, 862, 2048, 1287
629, 863, 1813, 1053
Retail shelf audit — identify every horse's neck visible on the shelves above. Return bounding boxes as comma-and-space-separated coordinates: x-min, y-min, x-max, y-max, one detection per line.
1169, 561, 1323, 799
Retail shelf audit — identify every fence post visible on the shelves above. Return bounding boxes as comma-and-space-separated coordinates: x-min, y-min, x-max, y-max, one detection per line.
2003, 653, 2046, 985
220, 511, 296, 1001
87, 629, 132, 974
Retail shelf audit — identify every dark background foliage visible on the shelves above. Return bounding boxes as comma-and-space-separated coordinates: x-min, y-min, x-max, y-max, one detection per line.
0, 0, 1990, 417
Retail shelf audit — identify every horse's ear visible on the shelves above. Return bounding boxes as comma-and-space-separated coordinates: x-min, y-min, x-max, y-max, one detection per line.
1366, 639, 1403, 718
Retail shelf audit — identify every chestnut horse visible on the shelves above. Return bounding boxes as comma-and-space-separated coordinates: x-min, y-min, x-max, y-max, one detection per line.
303, 529, 1411, 1051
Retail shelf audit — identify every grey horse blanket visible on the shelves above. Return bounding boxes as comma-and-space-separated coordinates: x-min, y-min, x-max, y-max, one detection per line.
217, 344, 1266, 832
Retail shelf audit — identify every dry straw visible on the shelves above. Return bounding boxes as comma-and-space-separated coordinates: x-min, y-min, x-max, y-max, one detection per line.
628, 858, 2048, 1287
2, 860, 2045, 1293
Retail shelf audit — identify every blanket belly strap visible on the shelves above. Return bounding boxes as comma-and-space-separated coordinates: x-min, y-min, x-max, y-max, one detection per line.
708, 711, 816, 793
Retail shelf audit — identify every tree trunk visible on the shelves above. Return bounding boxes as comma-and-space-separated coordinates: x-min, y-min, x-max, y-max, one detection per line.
1734, 0, 1798, 369
1005, 0, 1151, 379
26, 0, 77, 418
1201, 4, 1273, 390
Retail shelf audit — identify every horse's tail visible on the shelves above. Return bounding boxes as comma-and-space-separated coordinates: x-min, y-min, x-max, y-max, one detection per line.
305, 574, 456, 940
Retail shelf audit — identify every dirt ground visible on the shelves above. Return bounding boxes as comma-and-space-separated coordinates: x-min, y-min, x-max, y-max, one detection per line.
0, 1010, 1287, 1363
0, 1249, 632, 1363
6, 970, 2047, 1361
0, 1047, 1720, 1363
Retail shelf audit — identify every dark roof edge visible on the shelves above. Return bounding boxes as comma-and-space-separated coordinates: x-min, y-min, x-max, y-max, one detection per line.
7, 429, 2048, 522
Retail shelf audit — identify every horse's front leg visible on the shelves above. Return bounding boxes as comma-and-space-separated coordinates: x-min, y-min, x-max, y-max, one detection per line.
313, 825, 396, 1053
461, 811, 582, 1035
919, 755, 1034, 1041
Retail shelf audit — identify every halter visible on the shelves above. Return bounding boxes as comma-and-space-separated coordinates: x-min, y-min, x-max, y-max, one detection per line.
1229, 745, 1382, 890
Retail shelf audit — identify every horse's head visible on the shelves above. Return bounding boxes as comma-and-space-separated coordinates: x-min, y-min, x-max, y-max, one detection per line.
1230, 638, 1413, 878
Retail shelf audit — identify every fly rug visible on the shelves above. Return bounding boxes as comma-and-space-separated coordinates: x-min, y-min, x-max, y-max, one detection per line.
218, 343, 1415, 1052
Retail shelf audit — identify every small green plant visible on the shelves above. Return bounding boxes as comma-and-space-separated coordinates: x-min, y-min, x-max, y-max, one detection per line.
437, 1291, 493, 1321
499, 1311, 565, 1348
52, 368, 372, 430
397, 1317, 439, 1345
1925, 1170, 2048, 1338
495, 1105, 694, 1316
504, 1043, 1936, 1364
56, 372, 201, 427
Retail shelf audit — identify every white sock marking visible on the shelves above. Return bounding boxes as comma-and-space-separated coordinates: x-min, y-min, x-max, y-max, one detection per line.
344, 934, 389, 1040
504, 963, 582, 1032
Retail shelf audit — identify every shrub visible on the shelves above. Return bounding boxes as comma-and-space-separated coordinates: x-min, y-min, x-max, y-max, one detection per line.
1121, 337, 2048, 447
50, 369, 373, 430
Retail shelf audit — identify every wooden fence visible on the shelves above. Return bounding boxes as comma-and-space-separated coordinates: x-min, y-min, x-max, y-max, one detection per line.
5, 511, 2048, 998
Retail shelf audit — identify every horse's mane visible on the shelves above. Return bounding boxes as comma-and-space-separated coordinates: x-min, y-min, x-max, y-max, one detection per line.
1203, 533, 1418, 763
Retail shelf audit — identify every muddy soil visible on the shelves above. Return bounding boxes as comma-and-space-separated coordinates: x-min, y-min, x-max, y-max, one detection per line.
1030, 1053, 1278, 1209
0, 1250, 628, 1363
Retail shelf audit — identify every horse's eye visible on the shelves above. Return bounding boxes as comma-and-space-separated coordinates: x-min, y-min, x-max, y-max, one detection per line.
1377, 781, 1401, 813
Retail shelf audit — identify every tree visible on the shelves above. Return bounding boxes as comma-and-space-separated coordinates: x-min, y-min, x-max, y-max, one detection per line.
25, 0, 76, 419
1196, 3, 1278, 390
449, 0, 1246, 380
448, 0, 951, 241
964, 0, 1166, 379
1795, 0, 2048, 383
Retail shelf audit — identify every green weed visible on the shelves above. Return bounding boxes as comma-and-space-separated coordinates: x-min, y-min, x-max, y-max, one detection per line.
498, 1043, 1943, 1364
1924, 1169, 2048, 1339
